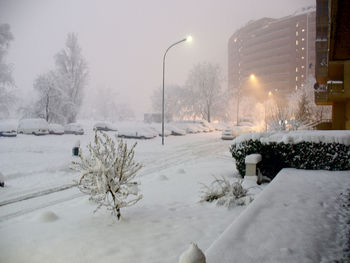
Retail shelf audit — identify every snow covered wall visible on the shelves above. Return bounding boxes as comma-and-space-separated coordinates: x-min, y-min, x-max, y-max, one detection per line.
231, 130, 350, 146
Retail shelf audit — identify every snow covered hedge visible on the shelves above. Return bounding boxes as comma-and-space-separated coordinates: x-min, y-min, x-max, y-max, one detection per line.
230, 131, 350, 179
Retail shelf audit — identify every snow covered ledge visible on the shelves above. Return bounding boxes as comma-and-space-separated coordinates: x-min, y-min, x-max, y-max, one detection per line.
205, 168, 350, 262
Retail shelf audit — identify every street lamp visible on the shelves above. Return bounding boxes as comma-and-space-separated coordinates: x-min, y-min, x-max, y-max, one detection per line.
162, 35, 192, 145
237, 73, 257, 126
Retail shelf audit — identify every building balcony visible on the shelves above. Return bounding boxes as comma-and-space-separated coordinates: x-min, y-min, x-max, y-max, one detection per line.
315, 40, 328, 80
327, 80, 344, 93
314, 80, 344, 105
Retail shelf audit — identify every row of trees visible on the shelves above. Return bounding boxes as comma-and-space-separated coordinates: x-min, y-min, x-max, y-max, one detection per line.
152, 62, 229, 122
266, 77, 331, 131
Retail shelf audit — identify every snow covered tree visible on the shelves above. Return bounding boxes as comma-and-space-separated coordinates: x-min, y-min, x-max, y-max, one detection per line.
151, 85, 187, 120
185, 62, 222, 122
295, 89, 311, 124
0, 24, 15, 119
55, 33, 88, 123
32, 71, 65, 123
72, 131, 143, 220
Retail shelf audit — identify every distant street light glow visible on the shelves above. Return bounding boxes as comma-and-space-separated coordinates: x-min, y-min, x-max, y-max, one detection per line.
250, 74, 256, 80
186, 35, 192, 42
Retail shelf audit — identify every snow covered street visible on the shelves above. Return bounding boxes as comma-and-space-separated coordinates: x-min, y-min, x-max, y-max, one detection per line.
0, 127, 261, 262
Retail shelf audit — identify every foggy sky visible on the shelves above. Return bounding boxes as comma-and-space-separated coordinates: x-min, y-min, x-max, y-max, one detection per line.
0, 0, 315, 119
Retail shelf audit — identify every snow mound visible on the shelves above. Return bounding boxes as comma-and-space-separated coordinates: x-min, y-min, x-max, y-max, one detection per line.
38, 211, 59, 222
158, 174, 169, 181
232, 130, 350, 146
178, 168, 186, 174
179, 243, 206, 263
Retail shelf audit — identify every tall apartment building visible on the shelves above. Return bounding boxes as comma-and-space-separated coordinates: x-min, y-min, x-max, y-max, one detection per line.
228, 7, 316, 101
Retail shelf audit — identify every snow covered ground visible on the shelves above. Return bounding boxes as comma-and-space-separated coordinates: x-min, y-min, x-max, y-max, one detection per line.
0, 122, 262, 263
206, 169, 350, 262
1, 122, 349, 262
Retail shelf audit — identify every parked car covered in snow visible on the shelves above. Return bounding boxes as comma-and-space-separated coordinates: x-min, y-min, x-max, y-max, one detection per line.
166, 124, 186, 136
0, 122, 17, 137
93, 122, 118, 132
149, 124, 171, 137
18, 118, 49, 135
64, 123, 84, 135
48, 123, 64, 135
198, 120, 215, 132
118, 127, 158, 139
221, 127, 236, 140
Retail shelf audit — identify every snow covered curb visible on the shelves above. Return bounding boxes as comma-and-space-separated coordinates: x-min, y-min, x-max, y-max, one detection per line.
205, 169, 350, 262
231, 130, 350, 146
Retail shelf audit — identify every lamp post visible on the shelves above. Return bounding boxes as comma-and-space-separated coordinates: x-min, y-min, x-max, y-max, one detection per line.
162, 36, 192, 145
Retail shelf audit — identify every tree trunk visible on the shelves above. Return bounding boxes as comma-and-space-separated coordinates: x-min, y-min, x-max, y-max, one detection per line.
46, 95, 49, 122
207, 104, 211, 123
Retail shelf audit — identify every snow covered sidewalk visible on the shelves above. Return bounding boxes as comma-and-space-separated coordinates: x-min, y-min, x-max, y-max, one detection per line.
206, 168, 350, 262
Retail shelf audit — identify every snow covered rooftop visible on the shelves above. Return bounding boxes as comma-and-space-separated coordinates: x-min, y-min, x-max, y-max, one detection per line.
232, 130, 350, 146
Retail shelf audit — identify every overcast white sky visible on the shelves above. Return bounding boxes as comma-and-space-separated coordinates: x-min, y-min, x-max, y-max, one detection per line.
0, 0, 315, 119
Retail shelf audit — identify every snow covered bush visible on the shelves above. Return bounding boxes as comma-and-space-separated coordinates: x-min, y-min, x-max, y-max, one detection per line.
231, 139, 350, 179
72, 131, 142, 220
200, 177, 251, 207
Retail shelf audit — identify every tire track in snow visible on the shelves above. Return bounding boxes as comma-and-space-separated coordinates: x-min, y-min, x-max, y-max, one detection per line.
0, 136, 232, 221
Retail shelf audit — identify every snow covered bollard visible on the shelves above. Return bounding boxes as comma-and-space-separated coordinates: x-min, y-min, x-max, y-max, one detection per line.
0, 172, 4, 187
179, 243, 206, 263
245, 153, 262, 184
72, 140, 80, 156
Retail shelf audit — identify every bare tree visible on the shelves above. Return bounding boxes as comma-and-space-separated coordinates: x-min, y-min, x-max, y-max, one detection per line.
0, 24, 15, 119
151, 85, 187, 120
32, 71, 65, 123
55, 33, 88, 123
185, 62, 222, 122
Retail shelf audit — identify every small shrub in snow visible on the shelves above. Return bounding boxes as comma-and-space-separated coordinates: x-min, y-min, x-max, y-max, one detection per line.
200, 177, 250, 208
72, 131, 142, 220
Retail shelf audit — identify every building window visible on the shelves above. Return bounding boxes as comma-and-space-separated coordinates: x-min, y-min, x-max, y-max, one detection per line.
296, 67, 298, 72
302, 29, 305, 32
301, 75, 304, 78
296, 31, 299, 36
296, 23, 299, 27
301, 65, 305, 69
302, 38, 305, 41
296, 76, 298, 81
296, 85, 298, 90
302, 47, 305, 51
301, 56, 305, 60
296, 40, 299, 45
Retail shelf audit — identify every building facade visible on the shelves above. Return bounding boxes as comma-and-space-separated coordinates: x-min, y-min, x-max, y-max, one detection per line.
228, 7, 316, 101
314, 0, 350, 130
